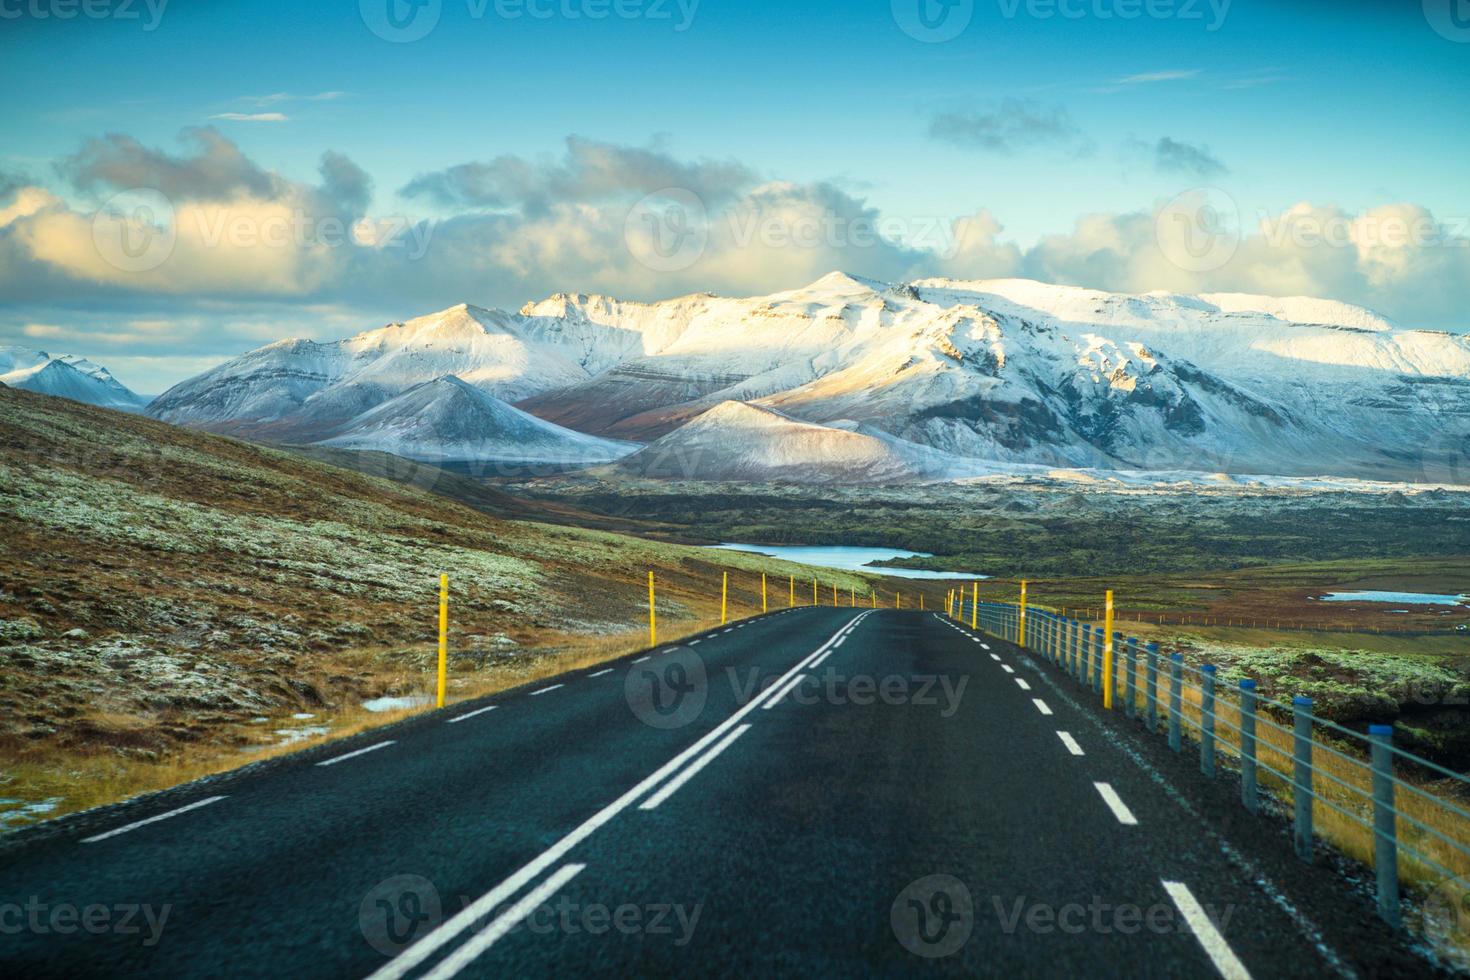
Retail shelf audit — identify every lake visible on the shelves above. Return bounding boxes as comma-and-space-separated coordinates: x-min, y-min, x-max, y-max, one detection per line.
1316, 590, 1468, 606
708, 543, 984, 580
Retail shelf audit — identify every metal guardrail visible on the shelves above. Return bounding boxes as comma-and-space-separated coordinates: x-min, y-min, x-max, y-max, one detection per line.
953, 594, 1470, 935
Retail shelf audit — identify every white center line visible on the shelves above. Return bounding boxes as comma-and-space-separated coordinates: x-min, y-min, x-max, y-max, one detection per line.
639, 725, 751, 810
688, 639, 701, 645
1094, 782, 1139, 825
365, 613, 869, 980
1056, 731, 1084, 755
447, 705, 497, 724
317, 741, 395, 767
1162, 880, 1253, 980
82, 796, 226, 843
990, 654, 1001, 662
981, 643, 990, 650
1032, 698, 1053, 716
1001, 664, 1014, 674
1015, 678, 1031, 691
421, 864, 586, 980
529, 684, 563, 696
762, 673, 810, 709
588, 668, 613, 678
632, 655, 651, 663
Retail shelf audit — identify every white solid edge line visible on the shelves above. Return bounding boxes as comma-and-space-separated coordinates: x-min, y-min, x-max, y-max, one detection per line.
1015, 678, 1031, 691
365, 612, 869, 980
447, 705, 497, 724
639, 725, 752, 810
420, 864, 586, 980
1032, 698, 1053, 716
317, 741, 396, 767
1094, 782, 1139, 825
1162, 880, 1253, 980
762, 673, 809, 709
81, 796, 226, 843
1057, 731, 1084, 756
529, 684, 563, 696
588, 668, 614, 678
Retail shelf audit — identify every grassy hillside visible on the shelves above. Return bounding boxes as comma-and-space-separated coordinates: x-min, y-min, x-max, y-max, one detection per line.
0, 388, 905, 828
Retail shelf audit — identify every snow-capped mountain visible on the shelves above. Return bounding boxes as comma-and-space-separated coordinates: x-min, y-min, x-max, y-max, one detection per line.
614, 401, 976, 484
0, 347, 146, 411
316, 376, 636, 464
149, 274, 1470, 481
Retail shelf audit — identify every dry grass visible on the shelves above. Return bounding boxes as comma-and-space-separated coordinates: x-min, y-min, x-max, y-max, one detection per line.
0, 611, 735, 827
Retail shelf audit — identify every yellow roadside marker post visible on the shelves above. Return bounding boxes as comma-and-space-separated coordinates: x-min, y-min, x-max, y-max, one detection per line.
1019, 580, 1028, 648
971, 582, 978, 630
722, 571, 728, 625
812, 578, 817, 606
789, 575, 795, 607
1103, 590, 1116, 710
871, 591, 876, 608
437, 573, 448, 708
762, 573, 768, 613
920, 594, 925, 611
833, 583, 838, 607
896, 592, 901, 609
648, 571, 657, 647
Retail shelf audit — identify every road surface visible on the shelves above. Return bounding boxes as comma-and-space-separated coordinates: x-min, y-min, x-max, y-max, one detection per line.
0, 608, 1428, 977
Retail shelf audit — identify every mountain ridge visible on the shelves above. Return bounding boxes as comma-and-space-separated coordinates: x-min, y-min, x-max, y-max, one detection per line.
144, 274, 1470, 482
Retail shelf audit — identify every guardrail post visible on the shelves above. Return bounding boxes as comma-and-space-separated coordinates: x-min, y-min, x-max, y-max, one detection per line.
1169, 654, 1183, 752
1125, 637, 1138, 719
1370, 724, 1400, 928
1200, 665, 1217, 777
1240, 679, 1258, 814
1293, 696, 1314, 863
1146, 642, 1159, 731
1092, 628, 1104, 697
1081, 627, 1092, 690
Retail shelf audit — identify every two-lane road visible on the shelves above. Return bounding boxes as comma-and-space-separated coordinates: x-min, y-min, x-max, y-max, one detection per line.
0, 609, 1415, 977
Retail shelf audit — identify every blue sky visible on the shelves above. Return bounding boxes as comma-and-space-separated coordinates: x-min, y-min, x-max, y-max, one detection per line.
2, 0, 1468, 391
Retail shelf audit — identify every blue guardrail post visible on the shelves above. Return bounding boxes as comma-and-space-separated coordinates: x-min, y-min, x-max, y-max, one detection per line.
1370, 724, 1400, 928
1146, 642, 1159, 732
1169, 654, 1183, 753
1125, 637, 1138, 720
1240, 679, 1258, 814
1200, 665, 1217, 777
1293, 696, 1314, 863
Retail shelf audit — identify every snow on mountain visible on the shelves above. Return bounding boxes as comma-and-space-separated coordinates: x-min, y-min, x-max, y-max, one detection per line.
613, 401, 973, 484
0, 347, 146, 411
315, 376, 638, 464
149, 274, 1470, 482
148, 304, 591, 440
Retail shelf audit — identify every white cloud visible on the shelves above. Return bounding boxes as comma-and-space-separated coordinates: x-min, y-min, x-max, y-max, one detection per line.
208, 113, 289, 123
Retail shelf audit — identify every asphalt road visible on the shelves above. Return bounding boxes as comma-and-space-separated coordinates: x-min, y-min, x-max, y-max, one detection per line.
0, 608, 1434, 977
